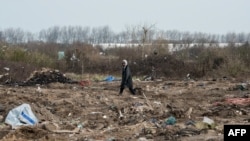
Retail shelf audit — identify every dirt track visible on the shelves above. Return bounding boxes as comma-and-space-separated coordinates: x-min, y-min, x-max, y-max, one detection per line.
0, 74, 250, 141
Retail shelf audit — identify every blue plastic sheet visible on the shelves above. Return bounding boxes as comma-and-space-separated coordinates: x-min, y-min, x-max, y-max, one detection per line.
104, 75, 115, 82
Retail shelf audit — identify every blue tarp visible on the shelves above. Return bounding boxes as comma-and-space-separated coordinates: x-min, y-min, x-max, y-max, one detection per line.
104, 75, 115, 82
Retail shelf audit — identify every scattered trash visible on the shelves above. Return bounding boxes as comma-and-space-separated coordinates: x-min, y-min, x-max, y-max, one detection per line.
237, 83, 248, 90
79, 80, 91, 87
229, 83, 249, 91
144, 76, 153, 81
5, 103, 38, 129
0, 73, 9, 79
77, 123, 83, 129
0, 72, 247, 140
195, 122, 209, 130
186, 73, 190, 80
185, 120, 196, 126
149, 118, 158, 124
58, 51, 65, 60
4, 67, 10, 71
184, 107, 193, 119
197, 82, 205, 87
70, 53, 79, 61
90, 112, 103, 114
118, 110, 124, 119
165, 116, 176, 125
153, 101, 161, 105
107, 137, 116, 141
142, 92, 153, 110
176, 128, 201, 136
134, 102, 143, 107
143, 66, 157, 81
149, 118, 161, 128
215, 98, 250, 106
195, 117, 216, 130
36, 86, 42, 93
109, 105, 117, 111
104, 75, 115, 82
203, 116, 214, 125
137, 137, 148, 141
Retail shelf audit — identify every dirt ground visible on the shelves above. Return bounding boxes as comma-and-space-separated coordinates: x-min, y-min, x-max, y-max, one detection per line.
0, 71, 250, 141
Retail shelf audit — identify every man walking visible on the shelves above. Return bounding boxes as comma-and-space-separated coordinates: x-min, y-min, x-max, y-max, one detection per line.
119, 59, 136, 95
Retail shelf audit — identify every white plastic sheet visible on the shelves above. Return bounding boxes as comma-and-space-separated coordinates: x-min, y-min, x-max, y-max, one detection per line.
5, 103, 38, 129
203, 116, 214, 125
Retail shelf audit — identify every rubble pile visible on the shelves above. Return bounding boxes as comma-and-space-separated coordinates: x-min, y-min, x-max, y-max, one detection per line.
23, 68, 78, 85
4, 68, 78, 86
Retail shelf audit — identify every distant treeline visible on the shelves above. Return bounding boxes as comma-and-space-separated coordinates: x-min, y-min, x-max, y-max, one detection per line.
0, 25, 250, 44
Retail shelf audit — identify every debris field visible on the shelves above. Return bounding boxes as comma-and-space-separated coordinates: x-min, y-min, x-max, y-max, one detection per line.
0, 69, 250, 141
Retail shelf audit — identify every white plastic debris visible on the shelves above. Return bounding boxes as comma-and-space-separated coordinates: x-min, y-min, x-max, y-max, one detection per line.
4, 67, 10, 71
36, 86, 42, 93
118, 110, 124, 119
5, 103, 39, 129
68, 113, 72, 116
203, 116, 214, 125
186, 73, 190, 79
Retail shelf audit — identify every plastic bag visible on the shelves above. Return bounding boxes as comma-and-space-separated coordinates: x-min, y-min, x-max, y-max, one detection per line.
104, 75, 115, 82
5, 103, 38, 129
203, 116, 214, 125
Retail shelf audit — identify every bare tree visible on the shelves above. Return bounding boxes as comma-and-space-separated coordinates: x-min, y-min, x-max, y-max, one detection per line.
226, 32, 236, 46
4, 28, 25, 44
0, 31, 4, 42
114, 31, 126, 43
193, 32, 208, 46
46, 26, 60, 43
181, 31, 193, 46
140, 24, 155, 59
60, 26, 71, 44
101, 25, 114, 43
79, 26, 90, 43
247, 33, 250, 43
38, 29, 47, 42
237, 32, 246, 43
124, 25, 141, 44
90, 28, 98, 44
165, 30, 182, 42
25, 32, 35, 43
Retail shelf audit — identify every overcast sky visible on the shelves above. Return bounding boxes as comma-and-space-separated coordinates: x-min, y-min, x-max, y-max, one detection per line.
1, 0, 249, 34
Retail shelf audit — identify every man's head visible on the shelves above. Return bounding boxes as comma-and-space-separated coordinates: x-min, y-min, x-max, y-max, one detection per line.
122, 59, 128, 67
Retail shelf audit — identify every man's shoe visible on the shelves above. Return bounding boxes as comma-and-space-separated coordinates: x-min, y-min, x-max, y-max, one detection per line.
133, 89, 137, 94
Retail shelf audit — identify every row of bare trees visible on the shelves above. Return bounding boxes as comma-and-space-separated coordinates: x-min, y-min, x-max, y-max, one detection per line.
1, 25, 250, 45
